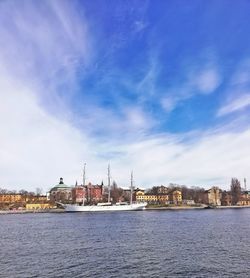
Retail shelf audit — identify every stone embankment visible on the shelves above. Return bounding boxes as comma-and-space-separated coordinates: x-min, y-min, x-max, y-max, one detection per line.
0, 209, 65, 215
146, 205, 206, 210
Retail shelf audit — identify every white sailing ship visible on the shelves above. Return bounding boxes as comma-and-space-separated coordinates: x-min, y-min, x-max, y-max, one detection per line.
62, 165, 147, 212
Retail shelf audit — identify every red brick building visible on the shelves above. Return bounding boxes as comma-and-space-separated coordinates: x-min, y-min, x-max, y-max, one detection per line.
72, 186, 85, 204
85, 183, 103, 204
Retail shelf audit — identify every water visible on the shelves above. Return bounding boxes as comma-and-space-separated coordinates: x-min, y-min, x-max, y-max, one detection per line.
0, 209, 250, 278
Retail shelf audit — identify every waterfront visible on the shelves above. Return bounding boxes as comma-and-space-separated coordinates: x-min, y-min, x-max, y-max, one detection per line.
1, 210, 250, 277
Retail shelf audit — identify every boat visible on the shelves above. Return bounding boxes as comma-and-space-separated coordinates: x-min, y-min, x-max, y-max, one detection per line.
61, 165, 147, 212
62, 202, 147, 212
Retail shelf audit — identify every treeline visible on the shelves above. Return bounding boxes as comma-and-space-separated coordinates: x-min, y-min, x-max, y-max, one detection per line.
0, 188, 43, 195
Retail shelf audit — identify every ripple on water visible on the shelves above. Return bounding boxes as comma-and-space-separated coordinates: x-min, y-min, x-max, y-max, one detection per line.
0, 210, 250, 277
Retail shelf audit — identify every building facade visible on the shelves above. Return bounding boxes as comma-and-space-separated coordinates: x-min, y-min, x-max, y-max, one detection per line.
72, 186, 85, 204
135, 188, 182, 205
85, 183, 103, 204
49, 178, 72, 203
203, 187, 221, 206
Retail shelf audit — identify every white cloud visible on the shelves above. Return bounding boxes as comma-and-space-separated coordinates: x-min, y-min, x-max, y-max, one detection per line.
193, 68, 221, 94
161, 97, 178, 113
217, 93, 250, 116
161, 64, 221, 113
0, 2, 249, 193
1, 66, 250, 191
110, 129, 250, 189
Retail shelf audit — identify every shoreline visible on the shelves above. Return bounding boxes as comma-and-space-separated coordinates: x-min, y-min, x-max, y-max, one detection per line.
0, 209, 65, 215
146, 205, 250, 210
146, 206, 205, 210
1, 205, 250, 214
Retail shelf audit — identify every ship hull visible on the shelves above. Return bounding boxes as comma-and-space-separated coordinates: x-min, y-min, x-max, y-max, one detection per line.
64, 203, 147, 212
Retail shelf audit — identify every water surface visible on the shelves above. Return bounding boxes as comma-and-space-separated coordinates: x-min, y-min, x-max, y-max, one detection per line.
0, 209, 250, 277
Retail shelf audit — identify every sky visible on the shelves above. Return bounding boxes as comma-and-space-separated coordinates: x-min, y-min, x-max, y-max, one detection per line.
1, 0, 250, 192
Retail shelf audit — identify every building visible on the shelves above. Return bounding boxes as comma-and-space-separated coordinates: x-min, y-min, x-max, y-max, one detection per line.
182, 199, 195, 205
135, 189, 180, 205
49, 178, 72, 203
85, 183, 103, 204
135, 191, 158, 204
157, 185, 169, 194
0, 194, 23, 204
26, 203, 55, 210
168, 189, 182, 205
203, 187, 221, 206
238, 191, 250, 206
72, 185, 85, 204
0, 193, 47, 205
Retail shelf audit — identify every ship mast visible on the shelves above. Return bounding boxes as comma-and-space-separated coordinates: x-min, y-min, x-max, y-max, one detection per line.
130, 171, 133, 205
83, 163, 86, 186
108, 164, 111, 203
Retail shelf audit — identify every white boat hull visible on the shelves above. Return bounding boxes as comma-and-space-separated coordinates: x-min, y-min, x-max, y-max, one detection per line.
64, 203, 147, 212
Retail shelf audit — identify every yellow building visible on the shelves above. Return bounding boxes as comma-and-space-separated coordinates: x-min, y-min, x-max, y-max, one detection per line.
0, 194, 48, 204
169, 190, 182, 204
135, 188, 182, 205
25, 203, 54, 210
0, 194, 23, 203
203, 187, 221, 206
135, 191, 157, 203
135, 191, 169, 204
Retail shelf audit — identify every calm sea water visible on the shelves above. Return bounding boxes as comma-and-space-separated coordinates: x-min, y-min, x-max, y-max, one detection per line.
0, 209, 250, 278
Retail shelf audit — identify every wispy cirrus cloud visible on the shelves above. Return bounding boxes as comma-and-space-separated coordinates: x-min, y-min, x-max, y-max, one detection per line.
0, 0, 90, 106
217, 93, 250, 116
160, 63, 221, 113
217, 59, 250, 117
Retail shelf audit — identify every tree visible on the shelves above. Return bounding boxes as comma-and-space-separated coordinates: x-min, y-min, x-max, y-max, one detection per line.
231, 178, 241, 205
110, 181, 124, 203
19, 189, 28, 195
35, 187, 43, 196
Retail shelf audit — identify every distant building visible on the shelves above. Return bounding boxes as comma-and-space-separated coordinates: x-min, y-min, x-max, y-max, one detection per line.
85, 183, 103, 204
26, 203, 55, 210
72, 185, 85, 204
0, 193, 47, 205
238, 190, 250, 206
168, 189, 182, 205
0, 193, 23, 204
135, 188, 182, 205
135, 191, 158, 204
182, 199, 195, 205
157, 185, 169, 194
49, 178, 72, 203
203, 187, 221, 206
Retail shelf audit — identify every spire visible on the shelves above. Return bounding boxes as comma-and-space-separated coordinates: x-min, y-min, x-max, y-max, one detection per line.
108, 164, 111, 203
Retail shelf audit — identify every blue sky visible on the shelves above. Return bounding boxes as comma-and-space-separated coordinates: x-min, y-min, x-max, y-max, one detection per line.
0, 0, 250, 191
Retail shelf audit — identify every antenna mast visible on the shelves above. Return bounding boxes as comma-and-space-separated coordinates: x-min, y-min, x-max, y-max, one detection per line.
244, 178, 247, 190
130, 171, 133, 205
108, 164, 111, 203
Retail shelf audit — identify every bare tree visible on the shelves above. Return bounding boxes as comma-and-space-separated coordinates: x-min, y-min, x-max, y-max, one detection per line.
231, 178, 241, 205
35, 188, 43, 196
